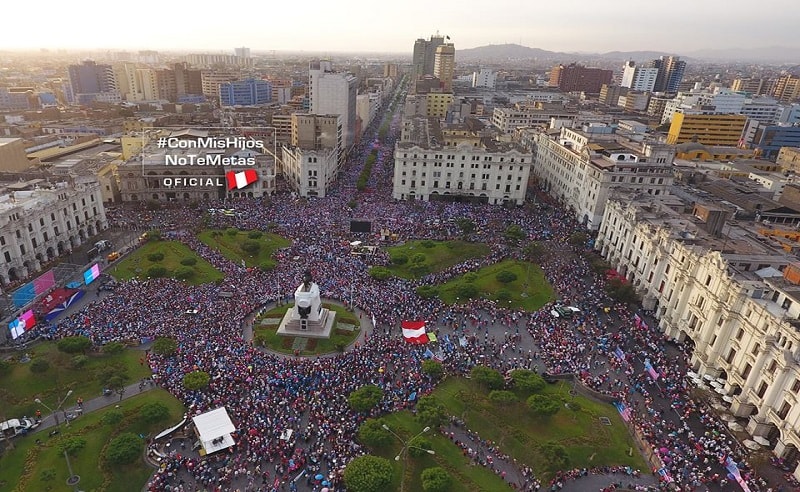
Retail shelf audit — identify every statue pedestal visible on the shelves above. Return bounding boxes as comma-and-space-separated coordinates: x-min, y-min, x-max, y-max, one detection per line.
276, 281, 336, 339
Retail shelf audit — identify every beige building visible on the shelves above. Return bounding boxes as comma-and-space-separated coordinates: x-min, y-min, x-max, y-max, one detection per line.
433, 44, 455, 92
778, 147, 800, 173
201, 69, 241, 99
0, 138, 33, 172
280, 114, 342, 198
596, 192, 800, 476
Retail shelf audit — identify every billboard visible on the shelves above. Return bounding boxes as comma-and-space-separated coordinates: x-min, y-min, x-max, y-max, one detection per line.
9, 310, 35, 340
83, 263, 101, 285
11, 270, 56, 308
350, 220, 372, 233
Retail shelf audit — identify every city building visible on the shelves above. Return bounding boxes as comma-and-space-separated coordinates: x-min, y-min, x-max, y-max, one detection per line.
471, 69, 497, 89
599, 84, 628, 107
412, 34, 446, 79
773, 75, 800, 104
777, 147, 800, 173
185, 53, 251, 67
392, 117, 532, 205
219, 79, 272, 107
595, 191, 800, 473
308, 60, 358, 152
620, 61, 659, 92
67, 60, 118, 104
201, 69, 242, 99
548, 63, 613, 94
383, 63, 399, 78
732, 78, 773, 96
0, 138, 34, 172
752, 125, 800, 160
234, 47, 251, 59
433, 43, 456, 92
667, 112, 749, 146
0, 177, 107, 285
741, 98, 783, 125
618, 92, 650, 112
525, 125, 674, 228
491, 103, 577, 133
278, 114, 342, 198
650, 55, 686, 93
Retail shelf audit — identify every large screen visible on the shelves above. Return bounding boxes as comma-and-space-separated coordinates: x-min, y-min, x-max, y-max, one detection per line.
9, 310, 36, 340
83, 263, 101, 285
350, 220, 372, 233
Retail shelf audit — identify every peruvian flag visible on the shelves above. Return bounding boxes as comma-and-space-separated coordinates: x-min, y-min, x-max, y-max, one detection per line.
226, 169, 258, 190
401, 320, 429, 344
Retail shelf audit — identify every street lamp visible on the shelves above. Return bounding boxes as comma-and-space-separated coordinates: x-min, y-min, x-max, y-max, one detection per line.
382, 424, 435, 492
35, 389, 73, 430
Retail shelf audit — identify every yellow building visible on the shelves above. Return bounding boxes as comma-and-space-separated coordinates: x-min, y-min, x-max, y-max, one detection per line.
667, 112, 748, 146
426, 92, 453, 118
0, 138, 34, 172
120, 135, 148, 160
777, 147, 800, 173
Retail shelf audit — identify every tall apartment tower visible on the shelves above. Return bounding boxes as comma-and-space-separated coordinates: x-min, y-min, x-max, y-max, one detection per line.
650, 56, 686, 93
412, 34, 445, 79
620, 61, 659, 92
68, 60, 117, 102
308, 60, 358, 152
433, 44, 456, 92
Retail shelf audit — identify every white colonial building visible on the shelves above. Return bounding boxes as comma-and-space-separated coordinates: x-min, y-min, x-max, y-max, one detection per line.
392, 117, 532, 205
525, 125, 675, 229
0, 177, 107, 285
280, 146, 339, 198
596, 191, 800, 476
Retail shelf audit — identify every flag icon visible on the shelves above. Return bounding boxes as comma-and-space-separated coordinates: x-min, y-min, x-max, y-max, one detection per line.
401, 320, 430, 344
226, 169, 258, 190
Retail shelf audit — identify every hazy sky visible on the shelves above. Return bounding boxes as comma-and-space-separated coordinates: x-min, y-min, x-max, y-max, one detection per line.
3, 0, 798, 54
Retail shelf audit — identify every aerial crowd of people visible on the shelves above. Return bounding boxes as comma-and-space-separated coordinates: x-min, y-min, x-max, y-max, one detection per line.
31, 87, 786, 492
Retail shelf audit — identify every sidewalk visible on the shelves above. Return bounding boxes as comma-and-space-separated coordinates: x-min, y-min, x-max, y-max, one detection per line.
33, 381, 156, 434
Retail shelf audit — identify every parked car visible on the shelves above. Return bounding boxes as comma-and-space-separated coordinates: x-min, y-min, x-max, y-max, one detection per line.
107, 251, 121, 262
550, 306, 581, 318
0, 417, 39, 440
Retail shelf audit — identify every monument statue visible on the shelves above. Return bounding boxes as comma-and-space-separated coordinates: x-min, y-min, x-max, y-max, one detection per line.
277, 270, 336, 339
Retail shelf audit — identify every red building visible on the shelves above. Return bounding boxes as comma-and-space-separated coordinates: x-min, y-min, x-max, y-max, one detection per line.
549, 63, 613, 94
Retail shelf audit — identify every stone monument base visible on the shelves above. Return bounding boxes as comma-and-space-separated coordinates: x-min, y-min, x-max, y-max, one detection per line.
276, 305, 337, 339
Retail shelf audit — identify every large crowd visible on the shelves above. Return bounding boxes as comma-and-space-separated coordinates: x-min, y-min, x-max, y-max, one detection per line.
31, 85, 783, 492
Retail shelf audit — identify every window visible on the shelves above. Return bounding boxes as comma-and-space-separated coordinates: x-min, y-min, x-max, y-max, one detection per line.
741, 363, 752, 380
756, 381, 768, 398
768, 360, 778, 374
725, 348, 736, 364
735, 328, 743, 340
751, 343, 760, 356
3, 252, 9, 262
0, 236, 4, 246
778, 401, 791, 419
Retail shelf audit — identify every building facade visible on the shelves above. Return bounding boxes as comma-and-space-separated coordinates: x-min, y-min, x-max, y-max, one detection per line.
433, 44, 455, 92
596, 193, 800, 477
667, 112, 748, 146
308, 61, 358, 151
219, 79, 272, 107
621, 61, 659, 92
0, 178, 107, 285
549, 64, 613, 94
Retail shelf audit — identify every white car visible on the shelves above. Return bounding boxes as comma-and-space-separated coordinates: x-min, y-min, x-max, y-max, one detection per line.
550, 306, 581, 318
0, 417, 39, 440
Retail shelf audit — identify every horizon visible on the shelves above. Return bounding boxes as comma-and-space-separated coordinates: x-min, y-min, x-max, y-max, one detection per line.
2, 0, 799, 55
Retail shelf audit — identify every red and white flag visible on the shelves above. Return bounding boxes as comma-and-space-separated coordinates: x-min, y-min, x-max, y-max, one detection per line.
226, 169, 258, 190
401, 320, 429, 344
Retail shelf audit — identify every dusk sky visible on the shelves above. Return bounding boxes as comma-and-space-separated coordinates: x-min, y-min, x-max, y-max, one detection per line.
3, 0, 798, 54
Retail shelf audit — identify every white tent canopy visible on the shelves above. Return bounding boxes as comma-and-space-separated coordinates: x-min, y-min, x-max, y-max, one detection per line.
192, 407, 235, 455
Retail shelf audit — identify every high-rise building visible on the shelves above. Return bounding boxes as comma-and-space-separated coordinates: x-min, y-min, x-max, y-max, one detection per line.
412, 34, 445, 79
433, 44, 455, 92
649, 56, 686, 93
308, 60, 357, 151
599, 84, 628, 106
234, 47, 251, 59
666, 112, 748, 146
383, 63, 398, 78
68, 60, 118, 104
548, 63, 613, 93
620, 61, 659, 92
472, 69, 497, 89
732, 77, 772, 96
773, 75, 800, 104
201, 69, 241, 98
281, 113, 342, 198
219, 79, 272, 106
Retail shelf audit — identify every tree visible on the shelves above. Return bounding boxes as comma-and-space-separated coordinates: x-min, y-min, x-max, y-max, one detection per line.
147, 252, 165, 262
522, 241, 544, 262
183, 370, 211, 391
421, 360, 443, 379
226, 228, 239, 236
174, 266, 194, 279
103, 342, 125, 355
390, 253, 409, 265
408, 435, 433, 457
496, 270, 518, 284
415, 395, 447, 427
416, 285, 439, 299
510, 369, 546, 394
348, 384, 383, 413
140, 401, 170, 423
147, 265, 167, 277
30, 358, 50, 373
455, 283, 479, 299
455, 218, 476, 237
102, 410, 124, 426
71, 355, 88, 368
358, 418, 392, 449
488, 390, 517, 404
105, 433, 142, 464
57, 335, 92, 354
247, 231, 263, 239
97, 364, 130, 392
410, 253, 426, 266
369, 267, 391, 281
540, 441, 570, 469
152, 337, 177, 356
470, 365, 504, 390
180, 257, 198, 266
241, 240, 261, 254
526, 394, 561, 417
59, 436, 87, 456
504, 224, 526, 244
39, 469, 56, 490
343, 455, 394, 492
421, 466, 453, 492
606, 277, 639, 304
146, 229, 162, 241
0, 359, 11, 375
496, 289, 513, 302
568, 232, 588, 247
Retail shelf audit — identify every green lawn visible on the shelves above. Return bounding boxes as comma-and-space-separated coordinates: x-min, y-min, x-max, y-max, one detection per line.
0, 342, 152, 418
109, 240, 223, 285
197, 229, 290, 269
437, 260, 555, 312
375, 412, 512, 492
0, 389, 184, 492
385, 240, 491, 279
433, 378, 646, 481
254, 303, 361, 355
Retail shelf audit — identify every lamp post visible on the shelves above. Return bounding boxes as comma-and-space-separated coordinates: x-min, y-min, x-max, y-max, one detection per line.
64, 450, 81, 491
35, 389, 73, 430
382, 424, 435, 492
